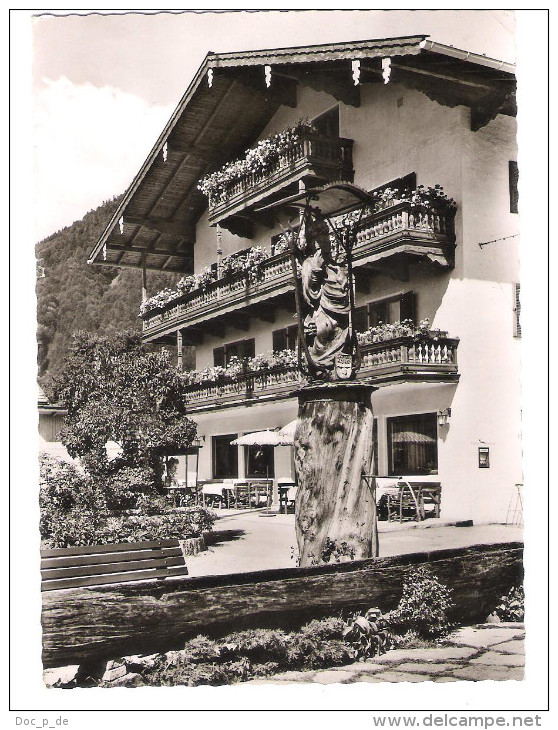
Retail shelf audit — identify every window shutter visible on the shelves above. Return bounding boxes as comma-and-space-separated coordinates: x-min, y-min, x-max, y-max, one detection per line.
244, 338, 256, 359
286, 325, 299, 351
513, 283, 521, 338
272, 329, 286, 352
509, 161, 519, 214
213, 347, 225, 367
353, 305, 369, 333
399, 291, 416, 323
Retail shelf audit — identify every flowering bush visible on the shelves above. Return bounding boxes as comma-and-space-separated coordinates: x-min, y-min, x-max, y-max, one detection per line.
220, 246, 269, 283
198, 120, 315, 202
184, 349, 299, 387
369, 184, 457, 215
356, 318, 448, 345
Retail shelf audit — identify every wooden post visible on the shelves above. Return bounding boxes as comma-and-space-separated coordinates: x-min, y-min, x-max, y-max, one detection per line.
216, 225, 223, 277
177, 330, 183, 370
141, 251, 147, 302
294, 382, 378, 567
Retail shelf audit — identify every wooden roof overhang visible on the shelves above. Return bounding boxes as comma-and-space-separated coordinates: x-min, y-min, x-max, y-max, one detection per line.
88, 36, 516, 274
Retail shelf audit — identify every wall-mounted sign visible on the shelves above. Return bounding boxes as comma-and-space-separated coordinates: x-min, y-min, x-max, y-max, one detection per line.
478, 447, 490, 468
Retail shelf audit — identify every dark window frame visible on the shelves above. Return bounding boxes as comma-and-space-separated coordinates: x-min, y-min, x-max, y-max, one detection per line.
213, 338, 256, 367
272, 324, 298, 353
387, 412, 438, 477
244, 445, 276, 479
355, 291, 416, 332
212, 434, 239, 479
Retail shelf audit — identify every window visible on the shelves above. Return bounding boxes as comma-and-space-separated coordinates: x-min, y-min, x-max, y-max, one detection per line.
387, 413, 438, 476
272, 325, 298, 352
313, 106, 340, 138
355, 292, 416, 332
509, 161, 519, 214
245, 445, 275, 478
369, 172, 417, 200
213, 338, 255, 367
513, 283, 521, 338
353, 305, 369, 334
212, 434, 238, 479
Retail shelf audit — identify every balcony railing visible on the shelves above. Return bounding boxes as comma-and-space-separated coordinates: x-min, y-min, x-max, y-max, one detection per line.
352, 200, 455, 268
207, 132, 354, 225
184, 365, 303, 410
183, 336, 459, 411
358, 335, 459, 385
142, 199, 456, 340
142, 252, 292, 339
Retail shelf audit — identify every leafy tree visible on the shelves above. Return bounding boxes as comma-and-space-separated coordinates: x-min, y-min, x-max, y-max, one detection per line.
49, 330, 197, 491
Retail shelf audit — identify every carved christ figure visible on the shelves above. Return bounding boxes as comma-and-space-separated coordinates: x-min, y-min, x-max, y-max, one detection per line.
300, 210, 350, 374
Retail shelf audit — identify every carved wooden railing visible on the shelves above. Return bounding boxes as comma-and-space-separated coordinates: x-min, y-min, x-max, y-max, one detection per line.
142, 252, 292, 335
184, 365, 303, 409
359, 335, 459, 381
207, 133, 354, 222
183, 336, 459, 409
352, 201, 455, 266
142, 201, 456, 337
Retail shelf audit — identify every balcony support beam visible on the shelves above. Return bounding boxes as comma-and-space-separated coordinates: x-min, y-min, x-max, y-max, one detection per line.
125, 216, 195, 241
223, 312, 250, 332
274, 67, 360, 107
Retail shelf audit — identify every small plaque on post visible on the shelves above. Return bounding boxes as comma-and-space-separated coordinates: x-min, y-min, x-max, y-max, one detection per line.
335, 353, 353, 380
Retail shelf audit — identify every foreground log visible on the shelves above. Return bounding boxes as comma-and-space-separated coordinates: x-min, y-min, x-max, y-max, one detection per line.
294, 382, 378, 566
42, 541, 523, 669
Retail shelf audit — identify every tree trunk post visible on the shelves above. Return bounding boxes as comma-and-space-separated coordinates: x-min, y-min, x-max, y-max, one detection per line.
294, 382, 379, 567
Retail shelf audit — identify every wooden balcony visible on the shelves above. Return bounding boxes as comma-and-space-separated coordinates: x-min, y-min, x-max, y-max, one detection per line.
142, 252, 293, 343
358, 335, 459, 386
141, 201, 456, 343
184, 365, 303, 412
207, 133, 354, 236
352, 201, 456, 273
183, 336, 459, 412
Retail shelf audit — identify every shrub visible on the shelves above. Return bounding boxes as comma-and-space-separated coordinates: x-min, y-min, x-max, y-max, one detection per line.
101, 466, 157, 511
224, 628, 291, 664
493, 586, 525, 622
383, 566, 454, 638
97, 507, 217, 544
39, 454, 107, 547
45, 507, 106, 548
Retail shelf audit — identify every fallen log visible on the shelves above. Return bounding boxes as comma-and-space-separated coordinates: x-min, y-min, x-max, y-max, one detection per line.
42, 541, 523, 669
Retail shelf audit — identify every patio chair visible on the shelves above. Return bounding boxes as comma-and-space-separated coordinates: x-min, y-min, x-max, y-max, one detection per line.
386, 482, 422, 523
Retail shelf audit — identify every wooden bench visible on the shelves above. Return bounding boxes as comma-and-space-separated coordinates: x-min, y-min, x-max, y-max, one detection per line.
40, 539, 188, 592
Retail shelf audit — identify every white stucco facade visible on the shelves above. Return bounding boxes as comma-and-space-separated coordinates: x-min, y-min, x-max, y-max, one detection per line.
164, 72, 521, 524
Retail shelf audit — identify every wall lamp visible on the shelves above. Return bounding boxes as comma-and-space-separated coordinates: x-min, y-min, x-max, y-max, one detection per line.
192, 435, 205, 449
437, 408, 451, 427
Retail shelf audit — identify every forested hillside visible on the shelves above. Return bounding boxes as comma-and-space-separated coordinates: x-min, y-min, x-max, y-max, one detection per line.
36, 198, 181, 386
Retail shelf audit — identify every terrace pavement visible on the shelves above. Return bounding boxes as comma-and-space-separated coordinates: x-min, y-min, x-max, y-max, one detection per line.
185, 510, 523, 578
